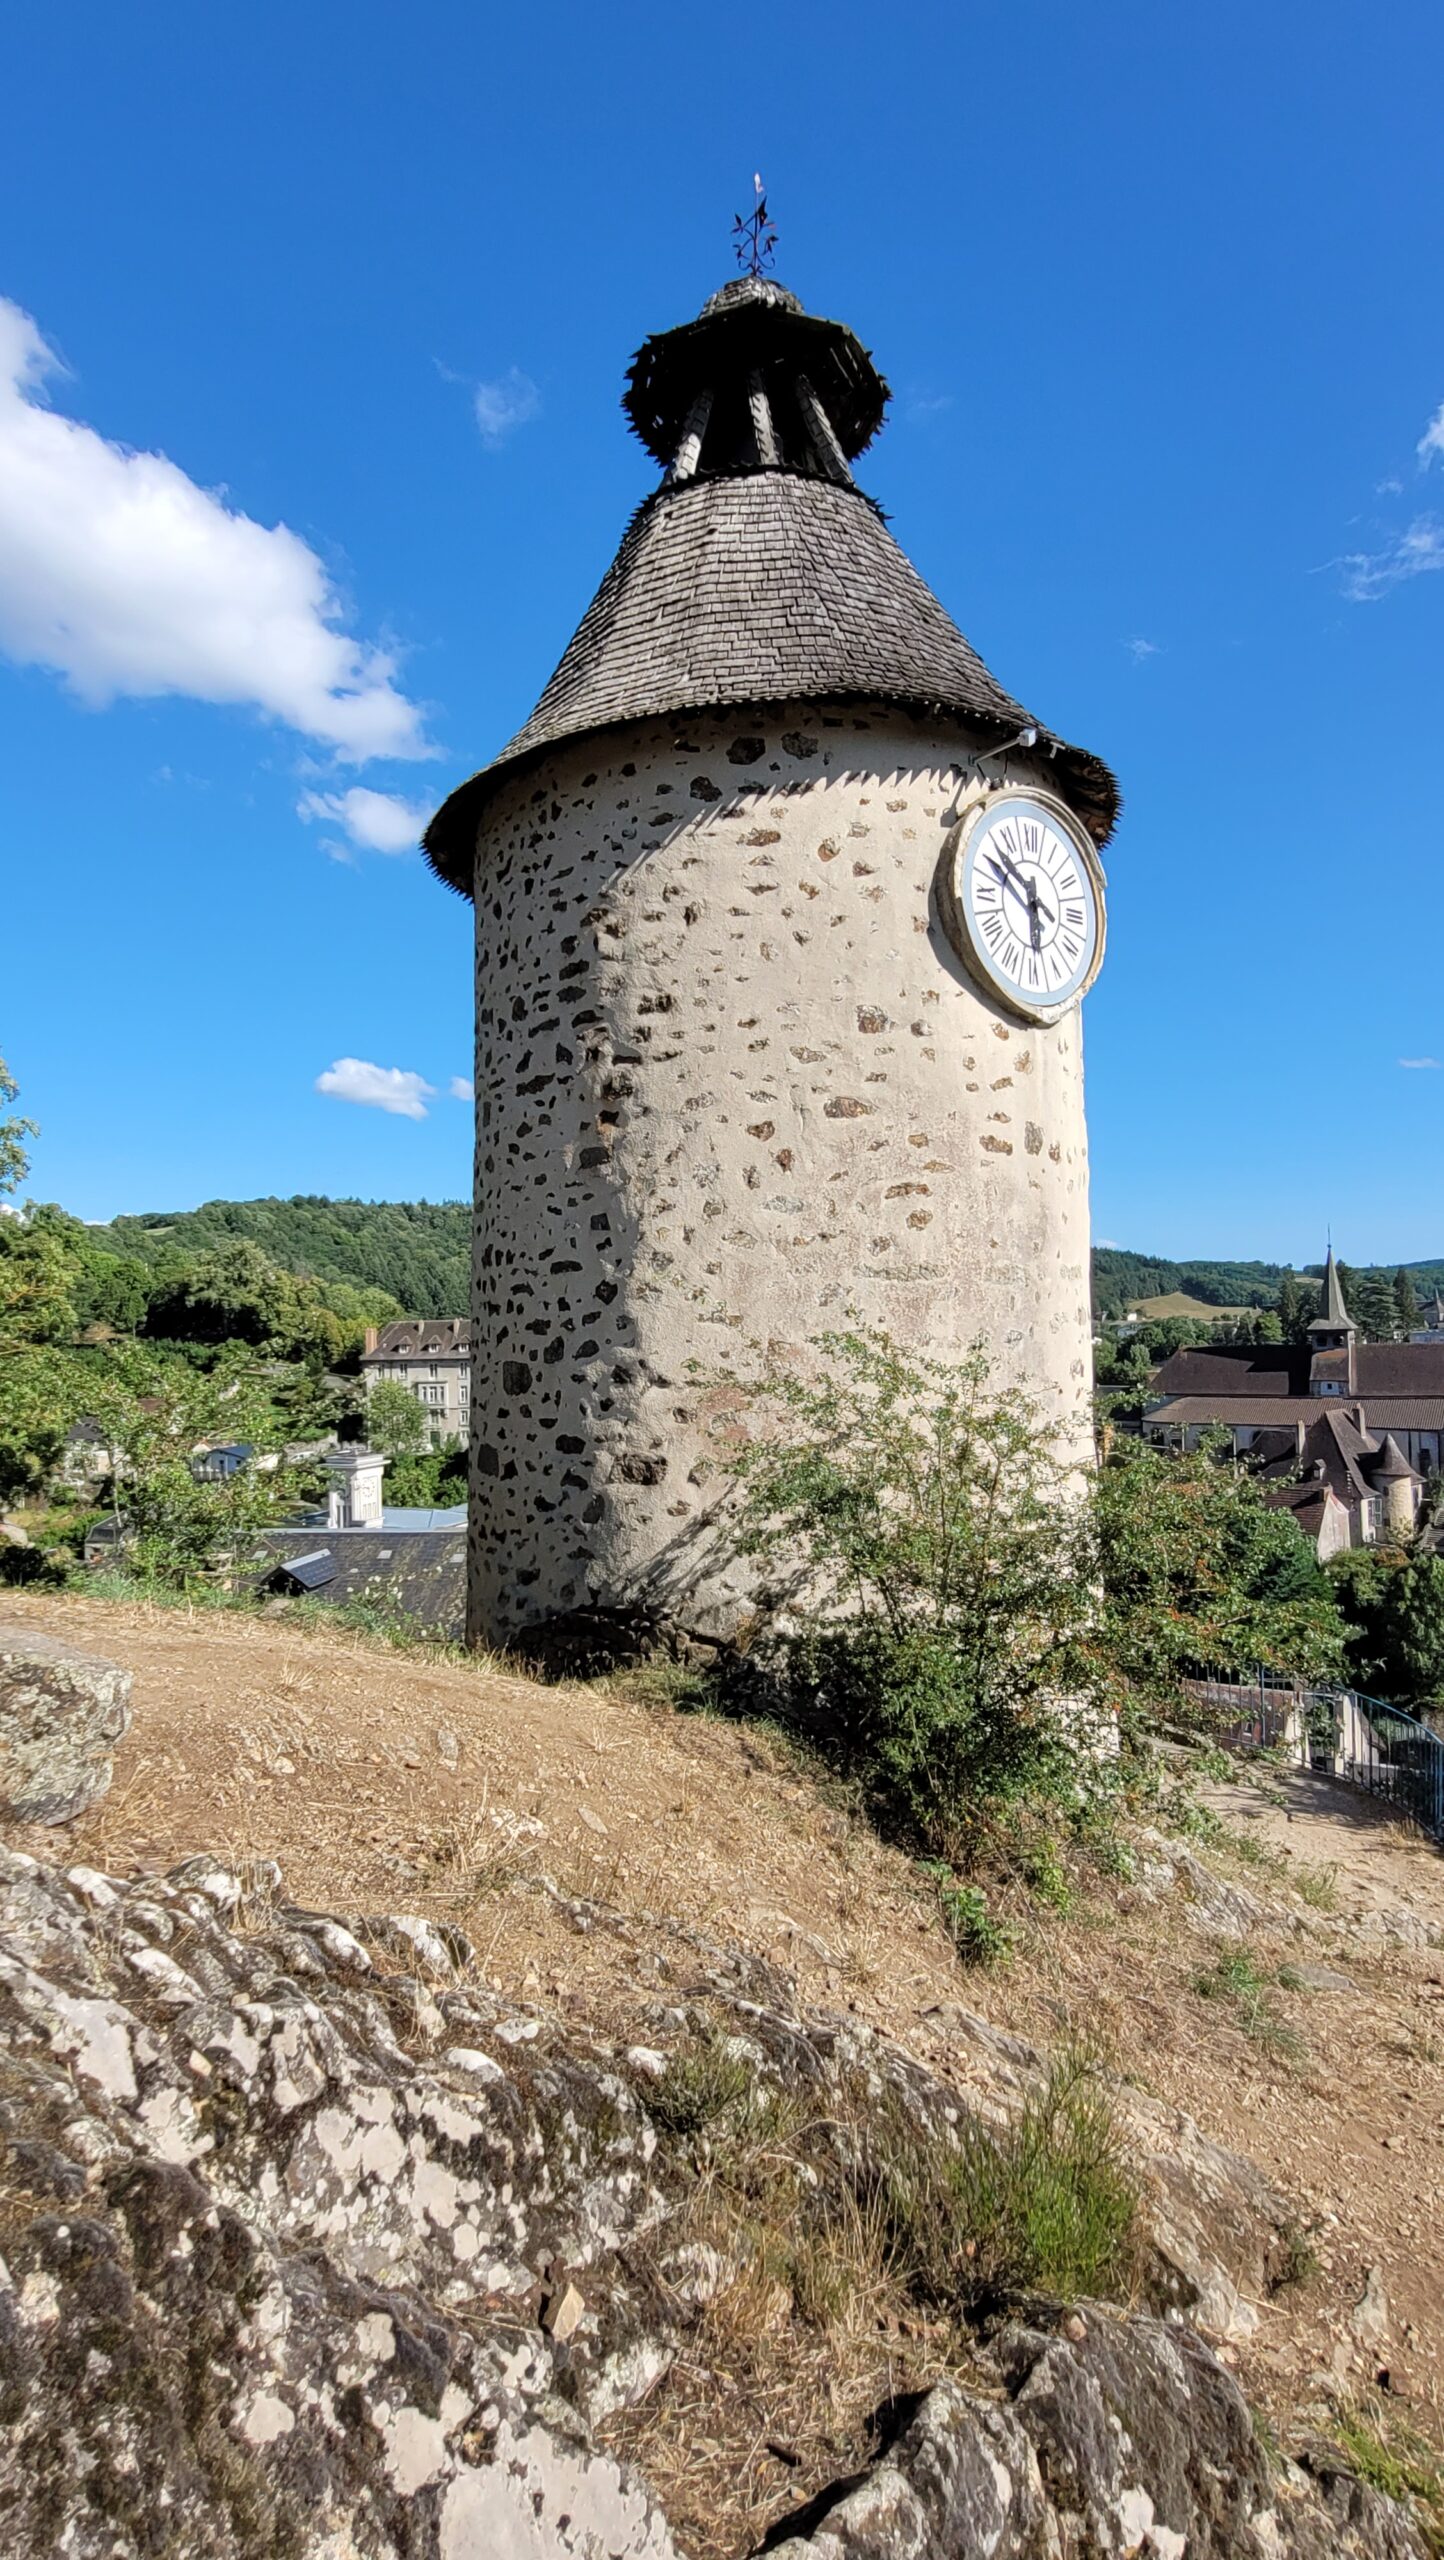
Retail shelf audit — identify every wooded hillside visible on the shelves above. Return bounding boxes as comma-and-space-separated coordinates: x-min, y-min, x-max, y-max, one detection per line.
91, 1197, 470, 1317
81, 1199, 1443, 1328
1092, 1245, 1444, 1319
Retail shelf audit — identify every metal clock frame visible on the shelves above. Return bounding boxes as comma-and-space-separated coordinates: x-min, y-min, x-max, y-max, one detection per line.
938, 780, 1108, 1028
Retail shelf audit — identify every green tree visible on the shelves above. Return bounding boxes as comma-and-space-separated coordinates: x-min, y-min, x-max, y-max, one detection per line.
0, 1212, 79, 1353
83, 1345, 294, 1588
1094, 1433, 1343, 1712
0, 1053, 37, 1199
384, 1442, 466, 1509
367, 1377, 431, 1461
0, 1346, 92, 1498
1331, 1549, 1444, 1712
1354, 1271, 1399, 1344
1395, 1268, 1420, 1337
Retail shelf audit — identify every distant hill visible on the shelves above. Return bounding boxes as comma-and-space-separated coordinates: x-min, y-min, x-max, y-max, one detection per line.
84, 1198, 1443, 1331
91, 1197, 470, 1318
1093, 1245, 1444, 1320
1120, 1292, 1256, 1323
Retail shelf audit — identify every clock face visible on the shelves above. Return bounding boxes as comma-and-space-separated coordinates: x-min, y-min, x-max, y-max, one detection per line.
948, 791, 1104, 1023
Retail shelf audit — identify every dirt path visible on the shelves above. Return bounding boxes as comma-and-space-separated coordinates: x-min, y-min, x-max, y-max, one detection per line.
5, 1592, 1444, 2467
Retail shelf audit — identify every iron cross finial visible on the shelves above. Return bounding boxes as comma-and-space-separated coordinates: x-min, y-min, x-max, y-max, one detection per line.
732, 175, 778, 279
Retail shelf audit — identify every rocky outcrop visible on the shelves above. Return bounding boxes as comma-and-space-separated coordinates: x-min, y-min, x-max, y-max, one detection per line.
0, 1845, 1424, 2559
0, 1625, 132, 1823
770, 2320, 1423, 2559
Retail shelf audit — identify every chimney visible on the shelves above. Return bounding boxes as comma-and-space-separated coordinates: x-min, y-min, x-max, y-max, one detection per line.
324, 1446, 387, 1529
363, 1325, 380, 1356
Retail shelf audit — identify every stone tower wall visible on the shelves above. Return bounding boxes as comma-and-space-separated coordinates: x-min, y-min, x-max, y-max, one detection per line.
468, 702, 1093, 1645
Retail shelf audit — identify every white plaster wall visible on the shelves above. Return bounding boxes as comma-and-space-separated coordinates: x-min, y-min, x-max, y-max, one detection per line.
468, 703, 1095, 1645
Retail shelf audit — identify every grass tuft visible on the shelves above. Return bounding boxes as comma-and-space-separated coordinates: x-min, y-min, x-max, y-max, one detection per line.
867, 2050, 1139, 2305
1335, 2403, 1444, 2554
1191, 1949, 1305, 2063
1291, 1859, 1341, 1911
645, 2038, 755, 2139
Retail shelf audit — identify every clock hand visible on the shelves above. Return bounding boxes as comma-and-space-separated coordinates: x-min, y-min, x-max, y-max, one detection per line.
990, 851, 1056, 927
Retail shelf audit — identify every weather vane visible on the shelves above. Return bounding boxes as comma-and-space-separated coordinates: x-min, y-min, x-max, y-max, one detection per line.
732, 175, 778, 278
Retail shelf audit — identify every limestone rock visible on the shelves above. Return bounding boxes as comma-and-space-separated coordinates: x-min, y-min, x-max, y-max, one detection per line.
0, 1843, 1426, 2560
0, 1623, 132, 1823
772, 2313, 1425, 2560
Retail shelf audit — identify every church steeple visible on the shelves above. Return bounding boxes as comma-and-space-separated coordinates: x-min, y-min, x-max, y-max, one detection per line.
1309, 1244, 1357, 1396
1309, 1245, 1356, 1337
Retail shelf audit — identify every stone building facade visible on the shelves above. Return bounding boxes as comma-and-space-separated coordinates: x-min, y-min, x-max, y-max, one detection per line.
361, 1318, 470, 1447
427, 275, 1118, 1648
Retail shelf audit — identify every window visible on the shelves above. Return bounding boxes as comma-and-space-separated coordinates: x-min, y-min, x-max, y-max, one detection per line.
418, 1383, 445, 1408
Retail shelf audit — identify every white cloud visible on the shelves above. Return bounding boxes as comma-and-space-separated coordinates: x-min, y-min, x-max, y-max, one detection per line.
298, 784, 429, 856
1123, 636, 1159, 662
1399, 1056, 1442, 1071
315, 1058, 435, 1119
473, 368, 540, 446
1418, 401, 1444, 469
1335, 517, 1444, 600
0, 297, 429, 760
448, 1075, 474, 1101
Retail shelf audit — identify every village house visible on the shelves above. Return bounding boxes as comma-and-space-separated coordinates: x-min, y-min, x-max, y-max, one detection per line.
1144, 1251, 1438, 1553
360, 1318, 470, 1447
253, 1447, 465, 1630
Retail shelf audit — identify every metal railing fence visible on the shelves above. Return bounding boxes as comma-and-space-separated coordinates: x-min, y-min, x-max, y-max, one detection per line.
1184, 1667, 1444, 1848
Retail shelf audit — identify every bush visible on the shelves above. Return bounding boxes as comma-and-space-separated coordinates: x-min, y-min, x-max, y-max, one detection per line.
1191, 1950, 1304, 2062
0, 1542, 67, 1590
922, 1862, 1015, 1966
712, 1326, 1108, 1861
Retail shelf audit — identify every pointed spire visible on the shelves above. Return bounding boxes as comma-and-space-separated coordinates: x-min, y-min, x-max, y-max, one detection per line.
1309, 1245, 1356, 1334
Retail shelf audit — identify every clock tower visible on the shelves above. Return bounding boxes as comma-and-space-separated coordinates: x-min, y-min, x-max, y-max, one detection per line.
426, 271, 1120, 1651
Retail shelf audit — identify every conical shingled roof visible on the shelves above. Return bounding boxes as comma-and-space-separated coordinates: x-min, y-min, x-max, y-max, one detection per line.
1371, 1431, 1419, 1484
425, 279, 1120, 893
1309, 1247, 1356, 1333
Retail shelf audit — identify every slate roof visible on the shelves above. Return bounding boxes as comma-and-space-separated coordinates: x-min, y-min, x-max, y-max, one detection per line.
362, 1320, 470, 1363
1263, 1483, 1336, 1536
1373, 1431, 1420, 1482
255, 1528, 464, 1633
1146, 1395, 1444, 1431
424, 279, 1120, 892
1150, 1342, 1444, 1401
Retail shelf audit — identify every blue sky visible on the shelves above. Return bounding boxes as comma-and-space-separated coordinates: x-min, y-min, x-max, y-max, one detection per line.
1, 0, 1440, 1264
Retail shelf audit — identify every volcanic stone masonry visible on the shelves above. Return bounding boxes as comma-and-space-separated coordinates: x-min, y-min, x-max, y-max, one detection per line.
427, 273, 1119, 1648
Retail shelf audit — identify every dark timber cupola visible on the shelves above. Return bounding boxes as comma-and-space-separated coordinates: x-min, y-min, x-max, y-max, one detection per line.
428, 270, 1119, 1653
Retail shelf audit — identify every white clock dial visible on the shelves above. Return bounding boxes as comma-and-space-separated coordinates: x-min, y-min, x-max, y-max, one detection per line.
948, 791, 1104, 1023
